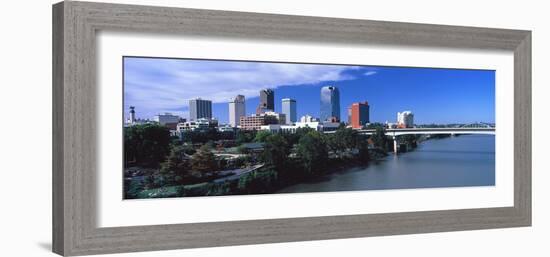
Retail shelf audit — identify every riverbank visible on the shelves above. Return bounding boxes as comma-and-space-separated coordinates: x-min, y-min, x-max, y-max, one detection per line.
130, 147, 389, 199
277, 134, 495, 193
128, 134, 494, 198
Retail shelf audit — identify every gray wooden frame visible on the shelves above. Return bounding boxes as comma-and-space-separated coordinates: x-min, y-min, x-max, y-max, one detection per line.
52, 1, 531, 256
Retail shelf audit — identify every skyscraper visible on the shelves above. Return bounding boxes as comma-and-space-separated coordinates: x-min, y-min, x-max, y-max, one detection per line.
320, 86, 340, 122
256, 89, 274, 114
350, 101, 370, 129
228, 95, 246, 127
281, 98, 297, 124
189, 98, 212, 121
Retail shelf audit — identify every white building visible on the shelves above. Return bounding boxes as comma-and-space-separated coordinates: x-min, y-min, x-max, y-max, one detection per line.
397, 111, 414, 128
153, 113, 180, 125
228, 95, 245, 127
176, 118, 218, 132
299, 114, 319, 123
294, 121, 320, 131
125, 118, 152, 127
260, 124, 297, 133
218, 125, 236, 133
260, 121, 340, 133
281, 98, 297, 124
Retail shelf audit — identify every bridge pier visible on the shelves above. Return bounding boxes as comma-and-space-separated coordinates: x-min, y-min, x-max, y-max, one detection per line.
393, 136, 398, 154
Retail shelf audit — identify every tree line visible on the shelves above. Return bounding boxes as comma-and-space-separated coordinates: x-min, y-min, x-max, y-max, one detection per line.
124, 124, 393, 198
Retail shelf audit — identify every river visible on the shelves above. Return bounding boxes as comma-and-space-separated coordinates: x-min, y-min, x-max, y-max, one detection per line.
277, 134, 495, 193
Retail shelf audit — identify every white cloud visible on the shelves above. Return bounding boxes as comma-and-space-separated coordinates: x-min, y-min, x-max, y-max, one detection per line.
364, 71, 378, 76
124, 58, 360, 119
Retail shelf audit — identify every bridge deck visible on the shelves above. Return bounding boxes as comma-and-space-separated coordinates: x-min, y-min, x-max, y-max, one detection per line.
325, 127, 495, 136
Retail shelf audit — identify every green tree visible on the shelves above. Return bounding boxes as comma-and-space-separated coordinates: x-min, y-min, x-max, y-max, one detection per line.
356, 135, 371, 164
181, 128, 235, 145
160, 145, 192, 184
281, 127, 313, 146
401, 134, 418, 146
366, 122, 386, 129
181, 144, 196, 155
254, 130, 272, 142
261, 134, 290, 170
371, 127, 389, 152
236, 145, 251, 155
296, 131, 329, 175
236, 130, 257, 144
191, 145, 218, 174
124, 124, 171, 167
237, 169, 278, 194
329, 127, 359, 157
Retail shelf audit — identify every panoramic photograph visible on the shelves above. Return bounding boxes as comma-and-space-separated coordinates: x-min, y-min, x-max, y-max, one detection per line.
123, 57, 495, 199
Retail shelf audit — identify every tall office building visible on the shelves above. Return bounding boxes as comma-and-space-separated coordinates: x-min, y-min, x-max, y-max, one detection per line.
281, 98, 297, 124
228, 95, 246, 127
397, 111, 414, 128
320, 86, 340, 122
189, 98, 212, 121
256, 89, 274, 114
350, 101, 370, 129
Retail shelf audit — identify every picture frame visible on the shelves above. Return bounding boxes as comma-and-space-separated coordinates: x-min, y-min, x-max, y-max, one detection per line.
52, 1, 531, 256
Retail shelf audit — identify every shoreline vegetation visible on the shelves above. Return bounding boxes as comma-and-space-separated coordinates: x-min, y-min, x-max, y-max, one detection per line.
124, 124, 433, 199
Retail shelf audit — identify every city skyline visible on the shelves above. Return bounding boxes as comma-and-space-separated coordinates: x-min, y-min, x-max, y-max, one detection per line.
124, 57, 495, 124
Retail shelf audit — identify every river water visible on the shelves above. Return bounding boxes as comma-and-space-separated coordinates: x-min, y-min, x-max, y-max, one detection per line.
277, 134, 495, 193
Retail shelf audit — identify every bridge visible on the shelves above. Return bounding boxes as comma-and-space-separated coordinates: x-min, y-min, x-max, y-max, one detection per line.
354, 127, 495, 136
325, 126, 495, 153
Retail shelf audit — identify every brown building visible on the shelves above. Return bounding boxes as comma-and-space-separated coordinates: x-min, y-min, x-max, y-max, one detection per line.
239, 114, 282, 130
350, 101, 370, 129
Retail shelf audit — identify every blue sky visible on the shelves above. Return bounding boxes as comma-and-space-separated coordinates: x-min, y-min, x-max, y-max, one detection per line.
124, 57, 495, 124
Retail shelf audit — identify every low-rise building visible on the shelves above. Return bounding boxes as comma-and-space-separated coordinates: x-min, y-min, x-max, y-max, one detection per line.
259, 124, 298, 133
164, 122, 179, 136
260, 121, 340, 133
124, 118, 152, 127
318, 122, 340, 132
299, 114, 319, 123
176, 118, 218, 132
239, 112, 286, 130
218, 125, 236, 133
153, 113, 180, 125
239, 142, 265, 154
